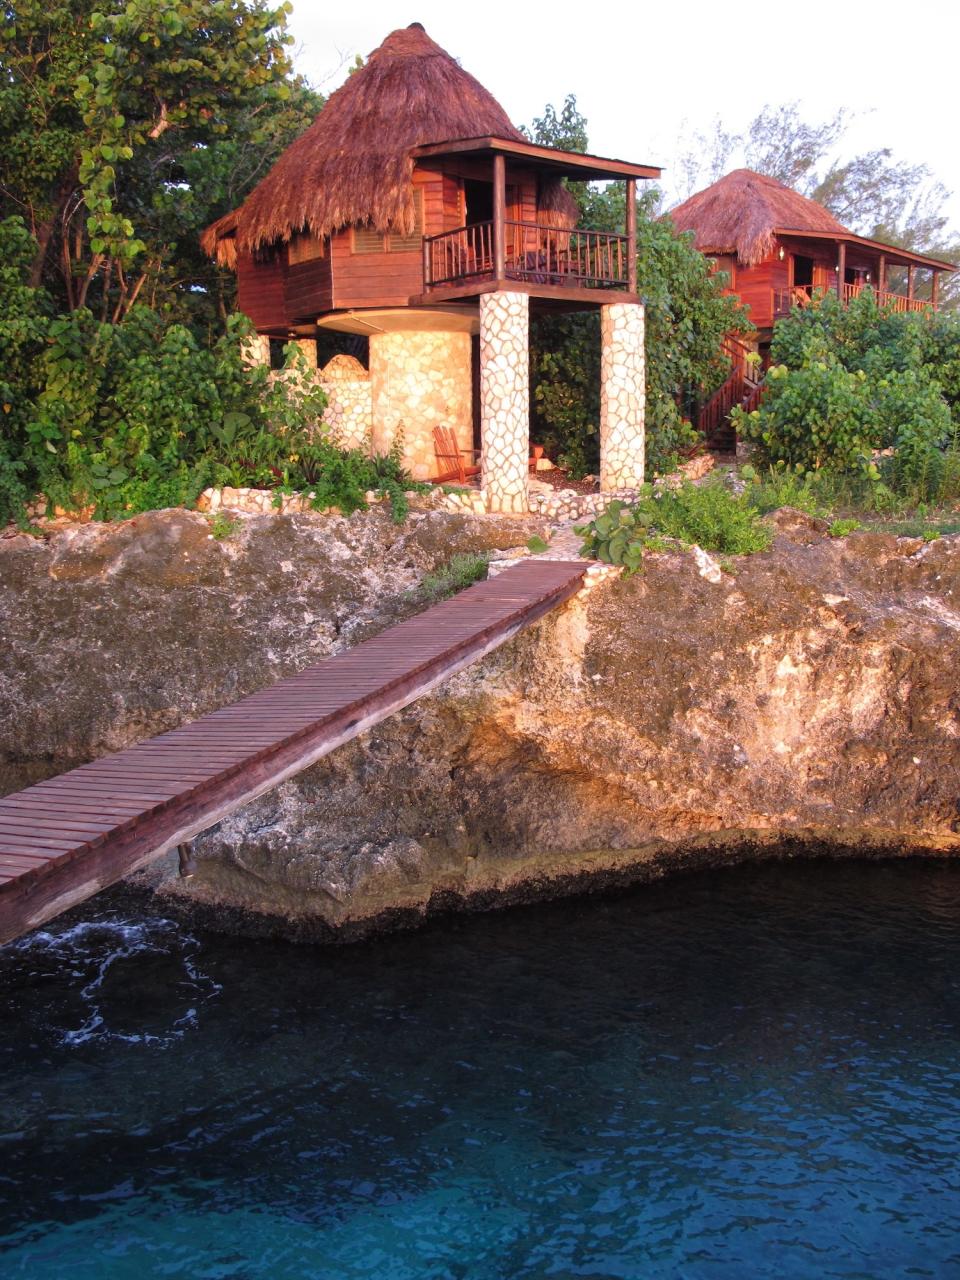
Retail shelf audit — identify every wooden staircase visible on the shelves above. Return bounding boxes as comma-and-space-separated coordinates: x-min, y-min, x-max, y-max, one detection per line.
697, 336, 765, 453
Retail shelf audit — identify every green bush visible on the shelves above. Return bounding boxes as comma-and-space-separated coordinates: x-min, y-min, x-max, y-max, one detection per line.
734, 288, 960, 506
576, 480, 772, 573
0, 215, 419, 526
643, 479, 774, 554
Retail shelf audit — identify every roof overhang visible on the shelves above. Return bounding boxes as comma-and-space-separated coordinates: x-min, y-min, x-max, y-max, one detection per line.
412, 135, 661, 182
777, 227, 957, 272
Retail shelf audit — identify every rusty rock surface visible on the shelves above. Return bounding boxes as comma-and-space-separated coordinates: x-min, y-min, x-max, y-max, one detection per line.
2, 508, 959, 940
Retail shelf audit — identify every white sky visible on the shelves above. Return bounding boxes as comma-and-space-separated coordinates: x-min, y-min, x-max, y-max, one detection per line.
287, 0, 960, 228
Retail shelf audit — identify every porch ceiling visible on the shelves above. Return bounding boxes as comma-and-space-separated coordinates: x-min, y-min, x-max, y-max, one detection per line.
778, 228, 957, 272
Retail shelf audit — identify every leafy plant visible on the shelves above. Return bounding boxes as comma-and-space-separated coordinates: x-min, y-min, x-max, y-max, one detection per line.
207, 511, 237, 540
828, 518, 862, 537
575, 499, 651, 573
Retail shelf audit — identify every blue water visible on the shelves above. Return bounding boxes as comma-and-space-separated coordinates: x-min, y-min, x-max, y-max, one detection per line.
2, 860, 960, 1278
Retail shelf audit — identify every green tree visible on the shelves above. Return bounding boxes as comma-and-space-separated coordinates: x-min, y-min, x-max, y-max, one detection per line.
0, 0, 321, 324
526, 96, 744, 473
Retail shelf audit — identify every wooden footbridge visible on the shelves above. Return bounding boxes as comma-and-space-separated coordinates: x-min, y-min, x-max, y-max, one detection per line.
0, 559, 586, 947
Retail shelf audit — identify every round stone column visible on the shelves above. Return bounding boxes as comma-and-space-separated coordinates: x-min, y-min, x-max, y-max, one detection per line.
480, 291, 529, 514
600, 302, 645, 490
369, 331, 473, 481
293, 337, 318, 369
240, 333, 271, 367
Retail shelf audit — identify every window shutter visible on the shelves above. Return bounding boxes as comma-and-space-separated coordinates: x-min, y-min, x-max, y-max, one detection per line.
353, 224, 386, 254
388, 190, 423, 253
288, 232, 325, 265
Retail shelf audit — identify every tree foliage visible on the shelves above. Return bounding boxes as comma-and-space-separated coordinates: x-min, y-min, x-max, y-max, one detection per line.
0, 0, 322, 325
526, 96, 745, 474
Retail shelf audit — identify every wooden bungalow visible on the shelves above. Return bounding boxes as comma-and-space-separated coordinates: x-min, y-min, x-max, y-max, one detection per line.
670, 169, 957, 343
202, 23, 660, 510
669, 169, 957, 450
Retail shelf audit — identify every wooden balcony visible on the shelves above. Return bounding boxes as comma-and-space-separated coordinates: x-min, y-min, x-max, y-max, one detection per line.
424, 220, 629, 293
774, 282, 936, 319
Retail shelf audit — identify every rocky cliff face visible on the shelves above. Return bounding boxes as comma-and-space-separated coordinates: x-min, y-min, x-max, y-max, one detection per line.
3, 508, 959, 940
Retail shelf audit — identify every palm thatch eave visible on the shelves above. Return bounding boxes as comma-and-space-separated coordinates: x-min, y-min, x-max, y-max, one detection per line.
203, 24, 527, 261
669, 169, 849, 267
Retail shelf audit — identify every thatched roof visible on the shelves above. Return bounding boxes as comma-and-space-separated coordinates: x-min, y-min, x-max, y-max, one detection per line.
537, 178, 580, 230
669, 169, 848, 266
202, 23, 525, 263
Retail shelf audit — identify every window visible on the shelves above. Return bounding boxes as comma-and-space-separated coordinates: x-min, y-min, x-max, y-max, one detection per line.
353, 190, 423, 254
288, 232, 325, 265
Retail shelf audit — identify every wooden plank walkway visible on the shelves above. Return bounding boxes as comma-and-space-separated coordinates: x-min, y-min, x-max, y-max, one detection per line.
0, 559, 586, 946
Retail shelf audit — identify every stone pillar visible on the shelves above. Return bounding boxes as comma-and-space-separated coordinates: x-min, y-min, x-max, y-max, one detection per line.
294, 337, 318, 369
480, 291, 529, 514
240, 333, 271, 368
600, 302, 645, 491
368, 331, 473, 482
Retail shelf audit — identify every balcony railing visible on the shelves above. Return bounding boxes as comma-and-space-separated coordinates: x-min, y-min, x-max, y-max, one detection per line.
774, 283, 935, 318
423, 220, 629, 291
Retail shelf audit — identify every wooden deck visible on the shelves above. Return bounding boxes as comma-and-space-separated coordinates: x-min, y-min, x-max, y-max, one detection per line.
0, 560, 586, 946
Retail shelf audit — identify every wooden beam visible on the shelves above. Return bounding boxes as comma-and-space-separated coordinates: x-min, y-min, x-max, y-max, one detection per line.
412, 136, 662, 181
626, 179, 637, 295
878, 254, 886, 293
493, 153, 506, 280
932, 271, 940, 309
908, 265, 915, 300
837, 242, 846, 298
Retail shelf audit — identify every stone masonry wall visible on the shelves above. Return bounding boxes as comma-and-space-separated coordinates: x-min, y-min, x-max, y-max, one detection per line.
480, 291, 529, 515
319, 354, 372, 451
369, 331, 473, 482
599, 302, 645, 490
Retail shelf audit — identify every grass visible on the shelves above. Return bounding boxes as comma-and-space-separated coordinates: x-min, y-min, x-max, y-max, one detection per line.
206, 511, 237, 540
740, 463, 960, 539
416, 552, 490, 603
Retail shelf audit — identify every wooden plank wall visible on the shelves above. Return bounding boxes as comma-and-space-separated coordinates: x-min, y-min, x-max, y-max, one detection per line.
285, 256, 333, 322
733, 255, 789, 329
237, 251, 288, 333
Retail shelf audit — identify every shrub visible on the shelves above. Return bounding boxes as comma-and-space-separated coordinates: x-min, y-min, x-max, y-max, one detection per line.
735, 288, 960, 506
576, 481, 772, 573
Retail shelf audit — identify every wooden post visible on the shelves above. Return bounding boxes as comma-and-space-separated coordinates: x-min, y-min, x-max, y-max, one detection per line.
837, 242, 846, 299
907, 264, 915, 300
932, 271, 940, 309
422, 234, 431, 289
626, 178, 637, 294
878, 253, 886, 297
493, 152, 506, 281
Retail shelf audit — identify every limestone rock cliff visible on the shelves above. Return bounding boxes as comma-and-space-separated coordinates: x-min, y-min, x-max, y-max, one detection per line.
2, 508, 959, 939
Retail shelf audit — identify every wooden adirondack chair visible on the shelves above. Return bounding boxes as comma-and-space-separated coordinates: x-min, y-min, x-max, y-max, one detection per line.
432, 426, 481, 484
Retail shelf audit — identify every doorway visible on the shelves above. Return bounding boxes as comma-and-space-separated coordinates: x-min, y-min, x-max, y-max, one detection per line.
792, 255, 814, 289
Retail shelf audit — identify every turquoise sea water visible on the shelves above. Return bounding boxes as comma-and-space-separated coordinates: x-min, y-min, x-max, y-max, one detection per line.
2, 859, 960, 1278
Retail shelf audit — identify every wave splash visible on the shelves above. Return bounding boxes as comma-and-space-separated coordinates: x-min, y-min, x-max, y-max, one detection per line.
5, 915, 221, 1047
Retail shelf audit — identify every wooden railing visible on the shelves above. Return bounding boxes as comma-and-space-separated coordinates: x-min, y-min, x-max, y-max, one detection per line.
423, 220, 628, 290
774, 283, 934, 317
697, 335, 764, 448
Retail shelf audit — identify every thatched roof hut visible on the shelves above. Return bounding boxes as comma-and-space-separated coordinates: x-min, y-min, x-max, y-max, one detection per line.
669, 169, 848, 267
202, 23, 527, 264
